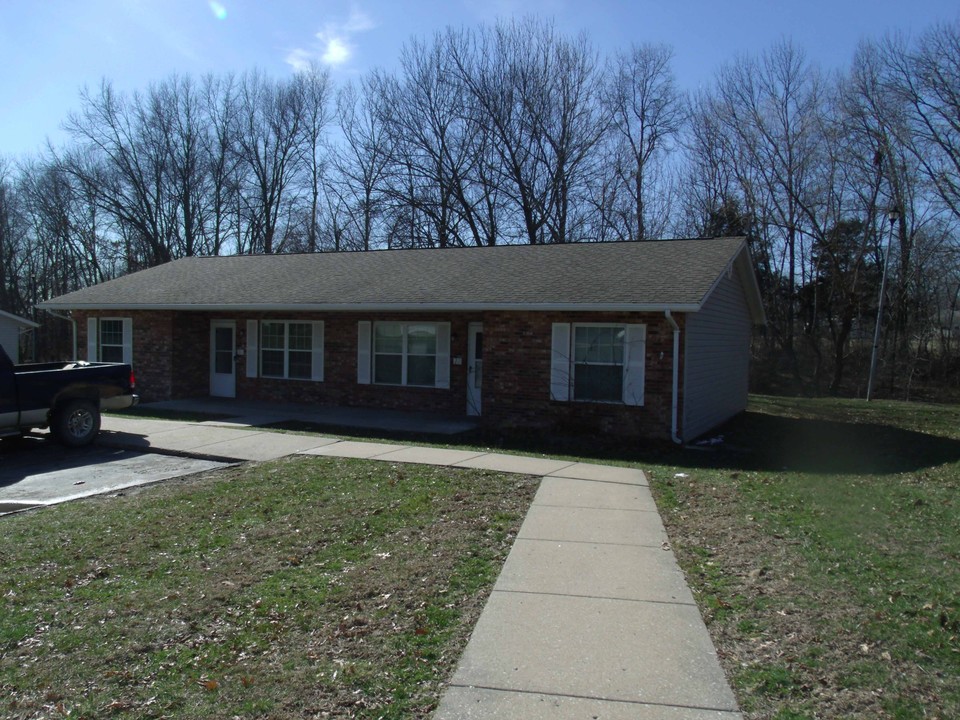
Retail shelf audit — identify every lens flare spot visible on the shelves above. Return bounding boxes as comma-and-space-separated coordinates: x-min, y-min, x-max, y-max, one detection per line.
209, 1, 227, 20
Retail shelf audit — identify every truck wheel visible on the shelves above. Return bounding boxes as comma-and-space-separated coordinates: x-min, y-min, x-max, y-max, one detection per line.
53, 399, 101, 447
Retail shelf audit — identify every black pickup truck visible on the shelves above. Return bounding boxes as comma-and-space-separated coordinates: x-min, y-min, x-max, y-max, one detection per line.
0, 345, 138, 446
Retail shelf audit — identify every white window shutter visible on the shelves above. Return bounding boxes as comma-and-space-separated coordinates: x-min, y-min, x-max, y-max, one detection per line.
121, 318, 133, 365
550, 323, 571, 401
435, 322, 451, 389
87, 318, 98, 361
246, 320, 258, 378
623, 324, 646, 406
357, 321, 371, 384
311, 321, 324, 381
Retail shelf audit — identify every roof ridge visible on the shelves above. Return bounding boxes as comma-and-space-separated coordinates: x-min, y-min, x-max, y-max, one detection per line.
180, 236, 745, 261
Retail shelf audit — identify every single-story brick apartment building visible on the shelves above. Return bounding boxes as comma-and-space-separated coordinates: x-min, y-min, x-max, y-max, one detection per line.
40, 237, 764, 442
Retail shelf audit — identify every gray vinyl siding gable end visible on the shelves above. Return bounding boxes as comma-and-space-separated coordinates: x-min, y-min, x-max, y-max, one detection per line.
0, 322, 19, 363
683, 267, 752, 441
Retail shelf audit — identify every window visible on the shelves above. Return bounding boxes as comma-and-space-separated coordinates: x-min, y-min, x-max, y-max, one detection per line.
374, 322, 438, 386
357, 321, 450, 388
260, 321, 320, 380
574, 325, 625, 401
551, 323, 645, 405
87, 317, 132, 365
99, 319, 125, 364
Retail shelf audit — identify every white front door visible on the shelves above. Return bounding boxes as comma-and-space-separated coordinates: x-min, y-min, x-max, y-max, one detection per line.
210, 320, 236, 398
467, 323, 483, 416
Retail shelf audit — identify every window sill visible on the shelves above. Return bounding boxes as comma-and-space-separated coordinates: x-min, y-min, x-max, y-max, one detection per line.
259, 375, 321, 382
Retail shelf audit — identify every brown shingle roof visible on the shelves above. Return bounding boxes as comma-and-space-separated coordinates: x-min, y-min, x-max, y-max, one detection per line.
41, 237, 760, 317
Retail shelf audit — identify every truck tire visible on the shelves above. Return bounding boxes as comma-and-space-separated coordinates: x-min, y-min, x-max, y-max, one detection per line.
52, 399, 101, 447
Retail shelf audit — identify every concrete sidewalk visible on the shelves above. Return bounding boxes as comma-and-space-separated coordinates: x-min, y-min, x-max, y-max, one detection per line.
96, 414, 741, 719
432, 465, 741, 720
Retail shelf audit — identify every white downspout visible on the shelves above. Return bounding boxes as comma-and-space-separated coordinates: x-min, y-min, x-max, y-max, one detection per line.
665, 310, 682, 445
43, 309, 77, 359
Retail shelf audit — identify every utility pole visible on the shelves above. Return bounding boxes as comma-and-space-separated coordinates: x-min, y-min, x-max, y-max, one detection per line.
866, 209, 900, 401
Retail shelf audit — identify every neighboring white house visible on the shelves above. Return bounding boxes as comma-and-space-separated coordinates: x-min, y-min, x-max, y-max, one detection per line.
0, 310, 39, 363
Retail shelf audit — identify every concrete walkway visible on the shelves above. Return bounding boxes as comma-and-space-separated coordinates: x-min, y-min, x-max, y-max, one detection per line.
94, 414, 741, 719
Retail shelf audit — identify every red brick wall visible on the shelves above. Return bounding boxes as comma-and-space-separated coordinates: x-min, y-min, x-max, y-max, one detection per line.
482, 311, 684, 440
233, 312, 481, 415
72, 309, 685, 438
74, 310, 174, 402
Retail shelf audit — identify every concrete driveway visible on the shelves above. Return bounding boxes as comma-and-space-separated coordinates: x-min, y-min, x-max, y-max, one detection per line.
0, 433, 230, 515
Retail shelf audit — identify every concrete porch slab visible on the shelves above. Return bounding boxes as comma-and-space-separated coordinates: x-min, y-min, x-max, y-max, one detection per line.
534, 475, 658, 512
547, 462, 647, 485
495, 538, 696, 605
435, 687, 743, 720
453, 453, 575, 476
135, 398, 480, 435
518, 504, 668, 547
369, 446, 486, 466
299, 440, 407, 458
448, 591, 739, 711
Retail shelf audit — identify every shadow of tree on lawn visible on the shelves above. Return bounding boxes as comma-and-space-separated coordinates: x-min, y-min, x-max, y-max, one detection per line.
681, 410, 960, 475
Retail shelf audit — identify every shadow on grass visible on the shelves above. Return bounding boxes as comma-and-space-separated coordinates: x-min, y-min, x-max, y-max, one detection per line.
268, 410, 960, 476
708, 410, 960, 475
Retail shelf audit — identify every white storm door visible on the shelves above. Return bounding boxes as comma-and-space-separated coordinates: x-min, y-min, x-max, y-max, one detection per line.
210, 320, 236, 398
467, 323, 483, 416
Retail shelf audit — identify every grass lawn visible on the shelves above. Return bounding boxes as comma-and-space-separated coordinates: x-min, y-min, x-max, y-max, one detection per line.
261, 395, 960, 719
646, 395, 960, 720
13, 394, 960, 719
0, 456, 538, 719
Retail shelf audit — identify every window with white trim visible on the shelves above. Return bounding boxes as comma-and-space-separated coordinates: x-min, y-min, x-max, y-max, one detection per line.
574, 325, 626, 401
374, 322, 439, 386
551, 322, 645, 405
260, 321, 322, 380
357, 321, 450, 388
99, 319, 125, 363
87, 317, 133, 365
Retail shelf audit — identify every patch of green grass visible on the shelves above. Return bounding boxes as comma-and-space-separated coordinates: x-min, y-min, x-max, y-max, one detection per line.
647, 394, 960, 718
0, 456, 538, 719
739, 663, 800, 697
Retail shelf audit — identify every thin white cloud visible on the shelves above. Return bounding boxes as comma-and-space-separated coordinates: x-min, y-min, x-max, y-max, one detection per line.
285, 48, 312, 73
286, 6, 375, 71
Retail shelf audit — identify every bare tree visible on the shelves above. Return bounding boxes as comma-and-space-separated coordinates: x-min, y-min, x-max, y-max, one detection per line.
291, 63, 333, 253
712, 41, 828, 383
376, 35, 495, 247
881, 22, 960, 223
449, 19, 605, 244
199, 73, 242, 256
232, 71, 306, 254
679, 91, 742, 237
151, 75, 209, 257
0, 157, 29, 314
330, 79, 392, 251
62, 81, 181, 268
602, 43, 683, 240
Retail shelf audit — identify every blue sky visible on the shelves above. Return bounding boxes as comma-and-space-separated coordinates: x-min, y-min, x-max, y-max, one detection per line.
1, 0, 957, 158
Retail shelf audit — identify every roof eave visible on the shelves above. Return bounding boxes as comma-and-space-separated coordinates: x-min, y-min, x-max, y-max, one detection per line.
0, 309, 40, 328
693, 239, 767, 326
